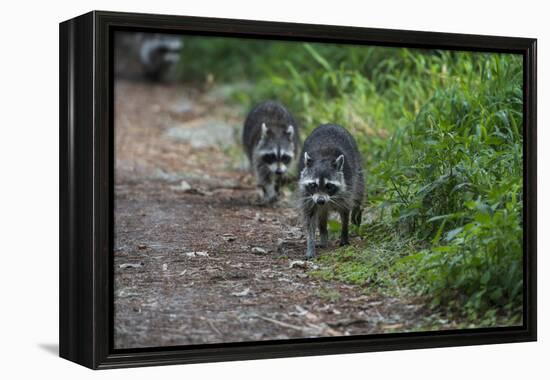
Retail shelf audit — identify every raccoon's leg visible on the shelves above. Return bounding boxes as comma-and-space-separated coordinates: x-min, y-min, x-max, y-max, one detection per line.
274, 176, 284, 197
318, 209, 328, 248
351, 206, 362, 226
305, 210, 318, 259
352, 176, 364, 227
339, 210, 350, 246
257, 166, 278, 204
263, 180, 278, 204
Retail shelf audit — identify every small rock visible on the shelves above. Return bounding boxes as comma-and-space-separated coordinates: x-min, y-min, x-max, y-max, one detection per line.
169, 180, 192, 192
222, 233, 236, 242
289, 260, 319, 270
162, 263, 168, 271
308, 262, 320, 270
178, 180, 192, 191
251, 247, 268, 255
289, 260, 307, 269
119, 262, 144, 269
254, 213, 266, 223
184, 251, 209, 257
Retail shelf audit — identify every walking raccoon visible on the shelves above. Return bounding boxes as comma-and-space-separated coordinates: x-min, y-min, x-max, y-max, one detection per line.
242, 101, 300, 203
297, 124, 364, 259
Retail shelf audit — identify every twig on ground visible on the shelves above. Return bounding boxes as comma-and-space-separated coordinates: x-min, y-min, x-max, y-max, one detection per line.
255, 315, 309, 332
206, 319, 223, 336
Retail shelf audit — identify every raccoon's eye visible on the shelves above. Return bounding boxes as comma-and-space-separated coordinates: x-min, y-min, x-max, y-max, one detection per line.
306, 182, 318, 192
280, 154, 292, 165
262, 153, 277, 164
325, 183, 338, 195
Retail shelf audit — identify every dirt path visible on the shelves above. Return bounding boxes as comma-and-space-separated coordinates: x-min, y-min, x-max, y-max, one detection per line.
113, 80, 431, 349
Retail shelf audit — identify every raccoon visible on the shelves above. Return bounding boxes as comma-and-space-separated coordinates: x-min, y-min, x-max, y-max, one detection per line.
114, 32, 182, 82
139, 34, 182, 81
243, 101, 300, 203
297, 124, 364, 259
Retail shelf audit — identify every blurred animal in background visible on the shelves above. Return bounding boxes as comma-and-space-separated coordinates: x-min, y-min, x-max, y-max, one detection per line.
242, 101, 300, 204
115, 32, 183, 81
297, 124, 364, 259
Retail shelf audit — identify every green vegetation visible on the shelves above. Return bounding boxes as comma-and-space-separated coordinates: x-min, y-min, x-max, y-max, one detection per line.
176, 36, 524, 327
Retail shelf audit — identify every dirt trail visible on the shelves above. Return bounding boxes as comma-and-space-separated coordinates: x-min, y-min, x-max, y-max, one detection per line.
114, 80, 431, 349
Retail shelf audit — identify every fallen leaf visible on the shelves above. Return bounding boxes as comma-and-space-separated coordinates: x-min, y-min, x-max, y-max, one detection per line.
251, 247, 268, 255
289, 260, 307, 269
184, 251, 209, 257
289, 305, 308, 317
119, 262, 144, 269
231, 288, 251, 297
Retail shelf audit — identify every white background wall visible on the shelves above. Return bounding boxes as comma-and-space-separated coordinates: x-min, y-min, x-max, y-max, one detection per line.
0, 0, 546, 378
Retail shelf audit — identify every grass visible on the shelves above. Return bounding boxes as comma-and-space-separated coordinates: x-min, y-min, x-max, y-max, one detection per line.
311, 222, 416, 294
175, 35, 524, 327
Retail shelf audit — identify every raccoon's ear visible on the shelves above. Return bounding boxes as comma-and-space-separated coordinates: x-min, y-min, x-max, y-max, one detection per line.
261, 123, 269, 138
286, 125, 295, 138
304, 152, 312, 167
334, 154, 345, 171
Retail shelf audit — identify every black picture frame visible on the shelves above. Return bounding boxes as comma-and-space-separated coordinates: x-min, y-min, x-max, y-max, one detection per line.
59, 10, 537, 369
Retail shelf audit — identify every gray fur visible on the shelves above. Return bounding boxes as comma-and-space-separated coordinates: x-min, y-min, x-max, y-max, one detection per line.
114, 32, 182, 82
242, 101, 300, 203
297, 124, 365, 258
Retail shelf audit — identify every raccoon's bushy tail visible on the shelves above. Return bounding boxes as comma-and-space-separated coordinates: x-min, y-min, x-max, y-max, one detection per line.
351, 206, 362, 227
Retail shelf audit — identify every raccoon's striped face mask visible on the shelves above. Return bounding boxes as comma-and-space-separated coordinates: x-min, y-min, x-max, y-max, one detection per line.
261, 151, 293, 176
258, 124, 295, 176
300, 152, 346, 205
261, 152, 292, 165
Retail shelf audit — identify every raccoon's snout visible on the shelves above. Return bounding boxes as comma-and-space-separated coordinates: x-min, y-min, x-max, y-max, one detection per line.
269, 163, 287, 176
312, 193, 329, 205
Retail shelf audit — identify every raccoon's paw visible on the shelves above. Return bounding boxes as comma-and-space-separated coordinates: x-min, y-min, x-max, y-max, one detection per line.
264, 194, 279, 205
253, 193, 277, 207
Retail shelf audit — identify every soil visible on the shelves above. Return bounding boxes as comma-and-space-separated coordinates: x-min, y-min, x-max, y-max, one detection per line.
113, 80, 436, 349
